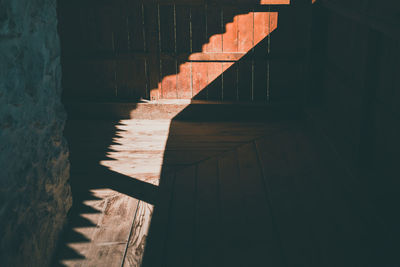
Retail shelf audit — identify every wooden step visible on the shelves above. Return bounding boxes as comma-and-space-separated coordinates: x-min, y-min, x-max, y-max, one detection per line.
64, 99, 303, 121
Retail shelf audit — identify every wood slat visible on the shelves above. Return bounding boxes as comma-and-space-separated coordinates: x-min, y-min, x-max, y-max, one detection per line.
206, 62, 223, 100
237, 57, 253, 101
60, 0, 309, 102
123, 201, 154, 267
141, 173, 176, 267
236, 142, 284, 266
113, 2, 129, 54
128, 2, 145, 52
66, 190, 141, 267
176, 6, 192, 98
222, 7, 239, 53
237, 12, 254, 52
218, 150, 247, 266
144, 4, 161, 100
193, 158, 221, 267
192, 62, 208, 97
255, 133, 319, 267
163, 166, 196, 267
222, 62, 238, 101
160, 5, 178, 99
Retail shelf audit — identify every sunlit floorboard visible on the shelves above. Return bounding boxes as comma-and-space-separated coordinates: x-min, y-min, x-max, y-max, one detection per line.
54, 115, 393, 267
54, 118, 294, 266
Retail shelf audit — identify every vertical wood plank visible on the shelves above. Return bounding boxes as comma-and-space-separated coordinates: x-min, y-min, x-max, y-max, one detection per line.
115, 59, 136, 99
88, 59, 117, 99
161, 59, 178, 99
128, 2, 145, 52
176, 6, 191, 53
114, 1, 129, 54
123, 201, 154, 267
205, 4, 223, 100
255, 134, 319, 267
206, 62, 223, 100
164, 166, 196, 267
222, 63, 238, 101
192, 62, 208, 98
253, 12, 271, 47
253, 58, 268, 102
176, 6, 192, 99
191, 5, 207, 53
194, 158, 221, 267
84, 192, 140, 267
238, 57, 253, 101
218, 150, 246, 267
144, 4, 161, 100
205, 4, 223, 53
237, 11, 254, 53
221, 7, 239, 101
236, 143, 284, 266
236, 12, 254, 101
177, 61, 192, 99
254, 12, 269, 103
160, 5, 177, 99
116, 58, 146, 99
191, 6, 207, 98
95, 4, 115, 53
141, 173, 175, 267
222, 7, 239, 53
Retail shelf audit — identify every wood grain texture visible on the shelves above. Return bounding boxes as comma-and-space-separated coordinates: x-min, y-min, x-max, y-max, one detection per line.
163, 166, 196, 267
60, 1, 307, 102
218, 150, 247, 267
123, 201, 154, 267
236, 142, 284, 266
194, 158, 221, 267
56, 111, 389, 267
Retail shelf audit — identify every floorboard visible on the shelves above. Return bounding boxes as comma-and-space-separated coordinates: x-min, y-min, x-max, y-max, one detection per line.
55, 111, 387, 267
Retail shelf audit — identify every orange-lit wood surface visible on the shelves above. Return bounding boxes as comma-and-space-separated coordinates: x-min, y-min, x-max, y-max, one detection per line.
59, 0, 311, 103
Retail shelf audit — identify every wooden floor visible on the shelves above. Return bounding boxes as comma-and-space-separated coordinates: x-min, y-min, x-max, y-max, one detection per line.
54, 110, 395, 267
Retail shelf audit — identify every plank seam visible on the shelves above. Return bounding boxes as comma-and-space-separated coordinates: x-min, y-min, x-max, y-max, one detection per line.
253, 140, 288, 267
120, 200, 141, 267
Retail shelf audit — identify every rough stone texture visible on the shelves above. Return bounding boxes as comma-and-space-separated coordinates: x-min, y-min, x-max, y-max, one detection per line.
0, 0, 72, 266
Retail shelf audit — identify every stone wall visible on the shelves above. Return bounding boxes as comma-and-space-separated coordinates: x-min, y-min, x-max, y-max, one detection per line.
0, 0, 72, 266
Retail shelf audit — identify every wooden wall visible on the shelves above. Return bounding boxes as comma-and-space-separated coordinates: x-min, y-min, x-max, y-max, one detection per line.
58, 0, 312, 103
309, 0, 400, 226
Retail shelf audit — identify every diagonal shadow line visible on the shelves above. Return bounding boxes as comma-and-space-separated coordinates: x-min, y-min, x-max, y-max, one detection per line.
71, 166, 159, 205
56, 2, 314, 265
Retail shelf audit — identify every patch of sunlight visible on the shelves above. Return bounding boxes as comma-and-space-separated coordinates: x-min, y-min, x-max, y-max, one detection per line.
99, 119, 173, 186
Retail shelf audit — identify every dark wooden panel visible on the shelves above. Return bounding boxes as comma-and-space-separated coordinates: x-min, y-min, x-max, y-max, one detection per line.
236, 142, 284, 266
194, 158, 221, 267
218, 150, 246, 266
237, 56, 253, 101
127, 2, 145, 53
269, 59, 304, 101
159, 4, 178, 99
115, 58, 146, 99
164, 166, 196, 267
113, 1, 129, 54
144, 4, 161, 100
222, 62, 238, 101
60, 1, 310, 102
